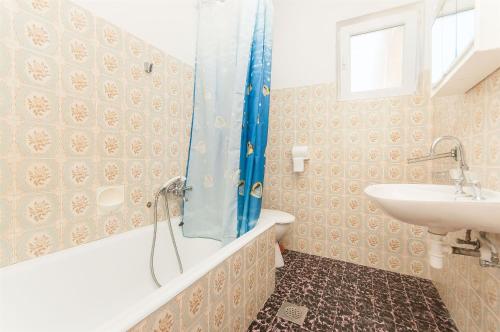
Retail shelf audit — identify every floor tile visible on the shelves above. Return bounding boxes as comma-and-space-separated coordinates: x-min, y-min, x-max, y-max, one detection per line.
248, 250, 458, 332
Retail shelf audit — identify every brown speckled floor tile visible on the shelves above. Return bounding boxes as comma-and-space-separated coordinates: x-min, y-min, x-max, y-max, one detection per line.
248, 250, 458, 332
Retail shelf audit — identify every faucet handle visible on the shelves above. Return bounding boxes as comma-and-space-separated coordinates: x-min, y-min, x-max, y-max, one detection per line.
463, 170, 479, 184
464, 171, 485, 200
449, 168, 463, 181
449, 168, 466, 195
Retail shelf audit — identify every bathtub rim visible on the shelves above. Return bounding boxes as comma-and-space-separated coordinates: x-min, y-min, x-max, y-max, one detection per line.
94, 217, 275, 331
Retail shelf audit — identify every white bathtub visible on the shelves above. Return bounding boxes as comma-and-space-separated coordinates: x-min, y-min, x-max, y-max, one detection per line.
0, 209, 280, 332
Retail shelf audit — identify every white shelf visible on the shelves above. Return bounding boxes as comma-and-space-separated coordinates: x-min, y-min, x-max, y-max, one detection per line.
432, 46, 500, 98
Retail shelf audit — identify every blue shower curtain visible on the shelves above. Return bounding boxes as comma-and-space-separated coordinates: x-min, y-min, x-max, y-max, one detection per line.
237, 0, 272, 236
183, 0, 273, 244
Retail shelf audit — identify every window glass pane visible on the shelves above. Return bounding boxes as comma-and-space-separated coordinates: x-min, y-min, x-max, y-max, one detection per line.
431, 0, 474, 85
457, 9, 474, 56
350, 25, 404, 93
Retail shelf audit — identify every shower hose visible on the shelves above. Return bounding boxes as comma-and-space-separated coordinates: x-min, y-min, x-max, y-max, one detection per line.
150, 186, 184, 287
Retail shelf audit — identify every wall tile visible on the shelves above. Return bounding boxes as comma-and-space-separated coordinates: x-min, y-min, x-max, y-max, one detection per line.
62, 67, 94, 98
431, 69, 500, 331
16, 193, 60, 230
14, 11, 59, 55
16, 48, 59, 89
1, 0, 192, 267
15, 225, 61, 261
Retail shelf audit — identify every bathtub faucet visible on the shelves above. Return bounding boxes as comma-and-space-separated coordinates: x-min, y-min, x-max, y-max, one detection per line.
166, 178, 192, 201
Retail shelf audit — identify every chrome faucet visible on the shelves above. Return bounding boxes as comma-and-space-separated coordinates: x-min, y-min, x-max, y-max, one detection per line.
430, 136, 469, 194
408, 136, 484, 198
167, 178, 192, 201
429, 136, 469, 172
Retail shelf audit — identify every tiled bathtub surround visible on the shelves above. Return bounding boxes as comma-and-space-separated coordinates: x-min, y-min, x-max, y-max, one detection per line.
249, 250, 458, 331
0, 0, 193, 267
431, 69, 500, 332
130, 226, 276, 332
264, 78, 433, 278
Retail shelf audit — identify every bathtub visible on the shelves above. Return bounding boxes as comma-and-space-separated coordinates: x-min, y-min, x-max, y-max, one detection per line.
0, 209, 280, 332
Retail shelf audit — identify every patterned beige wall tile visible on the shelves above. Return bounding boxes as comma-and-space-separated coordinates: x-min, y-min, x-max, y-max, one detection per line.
62, 32, 94, 68
16, 48, 59, 89
13, 87, 50, 123
0, 82, 13, 119
63, 67, 95, 98
209, 259, 229, 303
16, 159, 60, 193
99, 213, 123, 237
63, 190, 94, 221
0, 44, 12, 78
99, 159, 123, 185
63, 128, 94, 157
16, 192, 60, 230
15, 225, 61, 261
431, 69, 500, 331
265, 80, 433, 279
97, 46, 122, 77
0, 199, 14, 234
62, 220, 95, 247
181, 275, 209, 328
62, 97, 95, 127
97, 77, 121, 103
0, 122, 13, 156
0, 237, 14, 266
16, 0, 60, 22
125, 86, 146, 110
0, 0, 192, 267
209, 299, 229, 330
98, 133, 123, 159
96, 18, 122, 50
17, 124, 59, 157
14, 11, 59, 55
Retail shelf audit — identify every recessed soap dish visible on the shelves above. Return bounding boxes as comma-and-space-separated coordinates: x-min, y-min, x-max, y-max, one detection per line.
96, 185, 124, 215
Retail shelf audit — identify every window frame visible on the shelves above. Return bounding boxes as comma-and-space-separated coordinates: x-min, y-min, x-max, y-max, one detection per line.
337, 3, 422, 101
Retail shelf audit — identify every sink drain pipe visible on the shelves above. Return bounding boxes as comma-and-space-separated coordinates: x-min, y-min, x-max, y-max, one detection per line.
427, 231, 499, 269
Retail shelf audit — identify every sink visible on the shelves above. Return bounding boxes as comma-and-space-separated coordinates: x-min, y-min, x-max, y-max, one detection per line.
364, 184, 500, 235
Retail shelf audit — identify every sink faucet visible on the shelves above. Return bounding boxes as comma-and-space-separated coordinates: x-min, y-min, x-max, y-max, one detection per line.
430, 136, 469, 172
430, 136, 469, 194
408, 135, 477, 197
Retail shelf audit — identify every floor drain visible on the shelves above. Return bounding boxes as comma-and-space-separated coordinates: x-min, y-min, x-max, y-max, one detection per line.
276, 301, 308, 325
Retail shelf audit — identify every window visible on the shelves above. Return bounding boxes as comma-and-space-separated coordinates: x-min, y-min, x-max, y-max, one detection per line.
337, 4, 422, 100
431, 2, 475, 85
350, 26, 404, 92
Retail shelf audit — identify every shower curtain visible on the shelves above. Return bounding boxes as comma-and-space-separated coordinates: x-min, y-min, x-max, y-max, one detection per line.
237, 0, 272, 236
183, 0, 272, 244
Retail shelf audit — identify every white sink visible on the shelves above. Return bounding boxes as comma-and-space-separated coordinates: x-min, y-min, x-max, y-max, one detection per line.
364, 184, 500, 235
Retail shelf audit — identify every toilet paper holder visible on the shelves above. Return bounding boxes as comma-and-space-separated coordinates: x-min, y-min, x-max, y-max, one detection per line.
291, 145, 309, 172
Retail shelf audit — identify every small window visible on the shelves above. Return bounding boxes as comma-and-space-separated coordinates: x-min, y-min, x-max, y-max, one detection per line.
431, 2, 475, 85
337, 4, 422, 100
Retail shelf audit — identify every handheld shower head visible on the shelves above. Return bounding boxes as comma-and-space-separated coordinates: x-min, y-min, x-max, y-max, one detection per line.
158, 176, 187, 193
